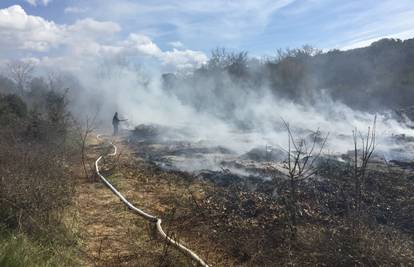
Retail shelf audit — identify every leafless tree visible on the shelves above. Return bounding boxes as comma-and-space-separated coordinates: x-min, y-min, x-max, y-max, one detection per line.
282, 120, 328, 239
47, 71, 65, 92
352, 116, 376, 224
208, 47, 248, 70
275, 45, 322, 63
78, 112, 99, 180
7, 60, 35, 95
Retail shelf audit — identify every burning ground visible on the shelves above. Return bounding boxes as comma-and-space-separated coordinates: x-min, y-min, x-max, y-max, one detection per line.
117, 123, 414, 266
2, 29, 414, 265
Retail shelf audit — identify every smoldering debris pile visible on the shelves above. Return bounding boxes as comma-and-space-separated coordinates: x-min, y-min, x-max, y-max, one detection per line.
128, 124, 291, 189
240, 147, 286, 162
126, 123, 414, 266
128, 124, 414, 187
131, 124, 163, 141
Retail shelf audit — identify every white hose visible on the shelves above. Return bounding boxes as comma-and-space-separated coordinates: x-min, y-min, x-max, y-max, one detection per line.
95, 134, 210, 267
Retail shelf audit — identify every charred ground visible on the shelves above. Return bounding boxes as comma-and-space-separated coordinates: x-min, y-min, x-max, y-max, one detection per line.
127, 125, 414, 266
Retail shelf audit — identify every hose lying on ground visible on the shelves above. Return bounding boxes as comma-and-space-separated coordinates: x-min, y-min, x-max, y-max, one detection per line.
95, 134, 209, 267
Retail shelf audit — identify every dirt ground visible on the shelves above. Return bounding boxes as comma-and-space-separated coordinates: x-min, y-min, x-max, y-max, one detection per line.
72, 135, 234, 266
71, 134, 414, 266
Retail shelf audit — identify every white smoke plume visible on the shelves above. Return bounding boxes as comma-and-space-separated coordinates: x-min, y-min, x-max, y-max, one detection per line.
63, 57, 414, 162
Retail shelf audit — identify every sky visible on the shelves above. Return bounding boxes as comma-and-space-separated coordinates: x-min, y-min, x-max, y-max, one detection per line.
0, 0, 414, 71
1, 0, 414, 157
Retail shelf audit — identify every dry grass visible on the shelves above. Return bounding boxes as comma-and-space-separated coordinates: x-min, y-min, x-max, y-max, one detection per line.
121, 138, 414, 266
73, 137, 198, 266
0, 92, 81, 266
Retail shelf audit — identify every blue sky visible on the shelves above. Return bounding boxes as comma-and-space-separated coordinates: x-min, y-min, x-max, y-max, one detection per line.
3, 0, 414, 52
0, 0, 414, 71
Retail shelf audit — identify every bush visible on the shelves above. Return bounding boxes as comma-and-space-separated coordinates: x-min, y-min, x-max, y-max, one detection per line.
0, 94, 28, 127
0, 91, 79, 264
0, 141, 74, 233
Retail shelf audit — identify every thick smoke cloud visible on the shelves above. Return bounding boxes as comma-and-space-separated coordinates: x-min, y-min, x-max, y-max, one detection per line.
63, 51, 414, 162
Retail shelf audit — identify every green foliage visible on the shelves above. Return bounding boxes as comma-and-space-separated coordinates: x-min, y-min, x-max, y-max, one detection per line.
0, 226, 77, 267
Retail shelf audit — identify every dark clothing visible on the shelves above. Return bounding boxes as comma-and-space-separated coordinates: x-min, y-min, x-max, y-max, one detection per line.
112, 113, 120, 126
113, 123, 119, 136
112, 113, 120, 136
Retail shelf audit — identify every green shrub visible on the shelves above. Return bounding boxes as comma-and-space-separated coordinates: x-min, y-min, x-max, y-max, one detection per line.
0, 225, 77, 267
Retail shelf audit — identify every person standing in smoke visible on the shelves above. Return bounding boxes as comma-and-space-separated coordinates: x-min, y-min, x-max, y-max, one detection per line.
112, 112, 127, 136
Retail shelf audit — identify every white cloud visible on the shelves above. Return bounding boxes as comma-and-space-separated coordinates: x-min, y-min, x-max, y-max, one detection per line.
124, 34, 162, 56
123, 34, 207, 69
64, 6, 88, 14
0, 5, 122, 53
26, 0, 53, 6
161, 49, 207, 69
169, 41, 184, 48
0, 5, 207, 72
68, 18, 121, 37
81, 0, 296, 43
0, 5, 62, 51
174, 0, 295, 43
323, 1, 414, 50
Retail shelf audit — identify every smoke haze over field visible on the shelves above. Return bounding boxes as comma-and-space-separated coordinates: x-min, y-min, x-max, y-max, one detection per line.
1, 4, 414, 162
60, 53, 414, 162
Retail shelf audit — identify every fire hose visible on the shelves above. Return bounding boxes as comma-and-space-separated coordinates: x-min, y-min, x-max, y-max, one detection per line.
95, 135, 209, 267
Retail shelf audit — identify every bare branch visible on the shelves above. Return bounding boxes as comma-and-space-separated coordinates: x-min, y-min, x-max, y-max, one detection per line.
7, 60, 35, 94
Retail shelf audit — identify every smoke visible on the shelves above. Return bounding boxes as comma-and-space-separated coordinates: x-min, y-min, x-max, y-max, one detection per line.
1, 5, 413, 171
61, 56, 414, 163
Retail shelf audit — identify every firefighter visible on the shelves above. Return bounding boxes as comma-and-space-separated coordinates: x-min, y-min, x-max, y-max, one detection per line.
112, 112, 127, 136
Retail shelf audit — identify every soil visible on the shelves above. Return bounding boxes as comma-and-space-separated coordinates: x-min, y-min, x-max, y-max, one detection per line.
72, 135, 235, 266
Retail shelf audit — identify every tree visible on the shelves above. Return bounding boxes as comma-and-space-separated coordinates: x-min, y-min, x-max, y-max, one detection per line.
208, 47, 248, 75
275, 45, 322, 63
351, 116, 376, 230
47, 71, 65, 92
7, 60, 35, 95
282, 120, 328, 239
